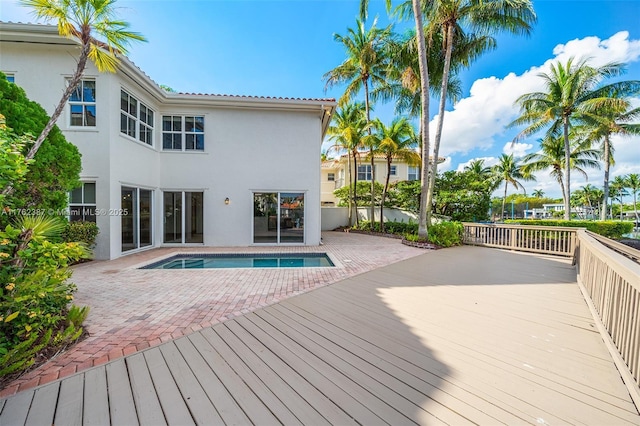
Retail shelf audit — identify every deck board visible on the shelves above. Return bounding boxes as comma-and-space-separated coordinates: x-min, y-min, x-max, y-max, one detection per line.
127, 352, 167, 425
1, 245, 639, 425
105, 359, 139, 425
54, 373, 84, 426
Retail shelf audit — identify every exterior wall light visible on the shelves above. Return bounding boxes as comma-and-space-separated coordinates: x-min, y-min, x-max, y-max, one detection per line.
224, 197, 230, 205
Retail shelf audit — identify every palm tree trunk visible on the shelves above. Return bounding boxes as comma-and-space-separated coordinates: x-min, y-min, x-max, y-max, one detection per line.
426, 23, 454, 226
381, 157, 392, 232
2, 42, 90, 197
501, 182, 508, 221
563, 117, 571, 220
601, 136, 611, 221
413, 0, 431, 240
363, 79, 375, 229
634, 192, 639, 223
347, 154, 353, 226
352, 150, 359, 226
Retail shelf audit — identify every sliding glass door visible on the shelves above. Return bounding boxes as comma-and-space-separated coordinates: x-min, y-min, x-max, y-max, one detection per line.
122, 187, 152, 252
164, 191, 203, 244
253, 192, 304, 244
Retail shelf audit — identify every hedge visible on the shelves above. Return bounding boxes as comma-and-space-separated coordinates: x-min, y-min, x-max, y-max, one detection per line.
504, 220, 634, 240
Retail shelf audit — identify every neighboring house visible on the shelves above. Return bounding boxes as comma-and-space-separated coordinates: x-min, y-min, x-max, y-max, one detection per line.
1, 22, 335, 259
321, 153, 441, 205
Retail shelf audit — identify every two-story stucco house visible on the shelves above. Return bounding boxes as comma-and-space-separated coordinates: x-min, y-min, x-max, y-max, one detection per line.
0, 22, 335, 260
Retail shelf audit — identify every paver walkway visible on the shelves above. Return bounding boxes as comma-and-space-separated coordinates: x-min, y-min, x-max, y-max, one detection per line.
0, 232, 425, 398
1, 245, 638, 424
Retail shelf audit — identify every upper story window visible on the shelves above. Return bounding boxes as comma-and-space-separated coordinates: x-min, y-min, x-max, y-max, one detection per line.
327, 173, 335, 182
408, 166, 419, 181
69, 79, 96, 127
121, 90, 154, 145
69, 182, 96, 222
162, 115, 204, 151
5, 74, 15, 83
390, 165, 397, 176
357, 165, 372, 181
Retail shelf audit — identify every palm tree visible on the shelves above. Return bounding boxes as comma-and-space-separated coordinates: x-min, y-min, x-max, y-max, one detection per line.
324, 19, 392, 229
493, 153, 534, 220
419, 0, 536, 225
610, 176, 629, 220
369, 117, 420, 231
625, 173, 640, 223
19, 0, 145, 161
326, 103, 367, 226
572, 184, 603, 218
532, 189, 545, 198
511, 57, 630, 220
582, 97, 640, 220
520, 134, 600, 209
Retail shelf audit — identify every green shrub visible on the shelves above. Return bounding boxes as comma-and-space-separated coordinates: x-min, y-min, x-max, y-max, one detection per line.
505, 219, 634, 239
63, 221, 99, 248
0, 215, 90, 381
428, 221, 464, 247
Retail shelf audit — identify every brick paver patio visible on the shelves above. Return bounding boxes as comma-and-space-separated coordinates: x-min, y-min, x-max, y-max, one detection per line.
0, 232, 426, 397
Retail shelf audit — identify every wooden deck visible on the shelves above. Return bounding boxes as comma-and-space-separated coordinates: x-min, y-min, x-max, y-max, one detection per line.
1, 245, 639, 425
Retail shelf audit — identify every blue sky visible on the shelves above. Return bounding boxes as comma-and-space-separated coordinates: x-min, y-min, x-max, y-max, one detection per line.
1, 0, 639, 199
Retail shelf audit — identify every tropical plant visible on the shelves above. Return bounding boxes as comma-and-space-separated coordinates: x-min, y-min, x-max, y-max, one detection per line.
511, 57, 632, 220
610, 175, 629, 220
625, 173, 640, 223
326, 102, 368, 226
411, 0, 536, 226
0, 215, 90, 380
0, 114, 31, 210
532, 189, 545, 198
581, 93, 640, 220
493, 153, 534, 220
433, 170, 493, 221
16, 0, 146, 162
520, 133, 600, 208
368, 117, 420, 230
324, 18, 393, 229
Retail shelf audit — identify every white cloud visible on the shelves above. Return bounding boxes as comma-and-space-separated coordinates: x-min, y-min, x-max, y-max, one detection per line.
435, 31, 640, 161
503, 142, 532, 158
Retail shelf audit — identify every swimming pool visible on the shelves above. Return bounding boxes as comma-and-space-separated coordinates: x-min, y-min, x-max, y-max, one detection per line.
141, 253, 334, 269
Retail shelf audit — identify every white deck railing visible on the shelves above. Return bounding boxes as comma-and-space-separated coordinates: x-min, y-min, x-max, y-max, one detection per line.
462, 222, 640, 406
462, 222, 578, 257
575, 230, 640, 400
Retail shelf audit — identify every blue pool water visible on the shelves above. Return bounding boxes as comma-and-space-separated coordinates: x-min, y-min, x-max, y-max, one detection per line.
141, 253, 334, 269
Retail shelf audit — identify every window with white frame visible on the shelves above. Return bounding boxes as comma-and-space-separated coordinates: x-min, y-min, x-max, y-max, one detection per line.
69, 79, 96, 127
327, 173, 335, 181
358, 165, 372, 181
4, 73, 15, 83
69, 182, 96, 222
408, 166, 420, 181
120, 90, 154, 145
162, 115, 204, 151
390, 165, 397, 176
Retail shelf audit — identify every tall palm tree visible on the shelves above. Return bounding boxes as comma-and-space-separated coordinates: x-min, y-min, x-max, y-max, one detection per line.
520, 134, 600, 209
324, 19, 392, 229
582, 96, 640, 220
369, 117, 420, 230
532, 189, 545, 198
19, 0, 145, 161
610, 175, 629, 220
326, 103, 368, 226
418, 0, 536, 225
511, 57, 629, 220
360, 0, 431, 238
625, 173, 640, 223
493, 153, 534, 220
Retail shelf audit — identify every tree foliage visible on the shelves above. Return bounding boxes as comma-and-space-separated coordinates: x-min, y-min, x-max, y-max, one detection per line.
0, 73, 81, 211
